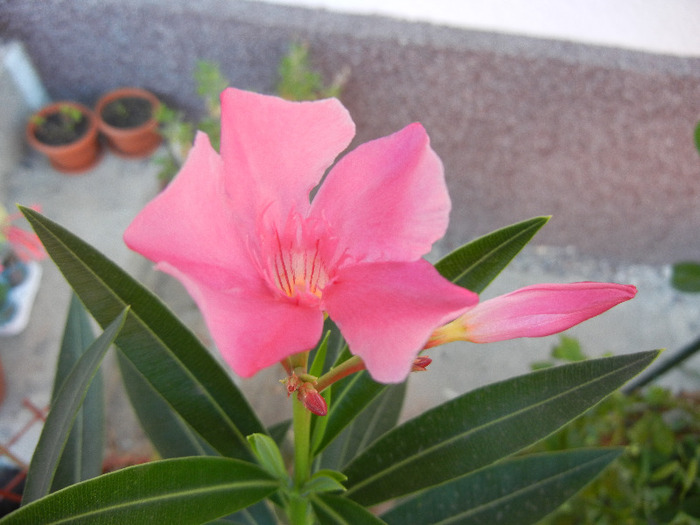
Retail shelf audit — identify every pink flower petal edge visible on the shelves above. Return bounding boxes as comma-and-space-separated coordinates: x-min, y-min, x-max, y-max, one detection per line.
428, 282, 636, 346
323, 260, 477, 383
311, 122, 450, 263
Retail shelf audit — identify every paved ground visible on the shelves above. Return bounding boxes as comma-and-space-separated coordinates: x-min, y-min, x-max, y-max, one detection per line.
1, 147, 699, 467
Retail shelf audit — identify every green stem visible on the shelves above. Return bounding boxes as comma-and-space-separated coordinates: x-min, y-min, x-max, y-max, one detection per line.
315, 355, 365, 393
289, 394, 312, 525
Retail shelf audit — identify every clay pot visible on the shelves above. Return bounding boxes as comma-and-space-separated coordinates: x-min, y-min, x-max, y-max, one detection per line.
96, 87, 161, 157
26, 101, 101, 174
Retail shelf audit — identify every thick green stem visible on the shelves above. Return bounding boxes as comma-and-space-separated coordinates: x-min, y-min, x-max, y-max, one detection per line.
315, 355, 365, 393
289, 394, 312, 524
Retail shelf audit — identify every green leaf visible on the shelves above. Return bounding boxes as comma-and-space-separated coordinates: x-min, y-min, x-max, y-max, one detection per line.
3, 457, 278, 524
671, 261, 700, 293
116, 350, 215, 458
435, 216, 549, 293
381, 449, 623, 525
310, 494, 387, 525
309, 331, 330, 378
22, 308, 128, 505
20, 207, 265, 460
319, 381, 406, 470
312, 369, 387, 456
302, 470, 347, 496
223, 499, 279, 524
50, 294, 104, 492
247, 434, 288, 481
343, 350, 659, 506
694, 120, 700, 155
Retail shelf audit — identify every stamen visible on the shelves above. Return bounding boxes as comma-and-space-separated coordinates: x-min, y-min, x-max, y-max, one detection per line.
262, 212, 334, 303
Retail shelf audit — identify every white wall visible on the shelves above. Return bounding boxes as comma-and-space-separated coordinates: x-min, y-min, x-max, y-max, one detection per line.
254, 0, 700, 57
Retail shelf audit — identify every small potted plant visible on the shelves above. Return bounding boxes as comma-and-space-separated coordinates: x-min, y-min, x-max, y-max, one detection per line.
96, 87, 161, 157
26, 102, 101, 174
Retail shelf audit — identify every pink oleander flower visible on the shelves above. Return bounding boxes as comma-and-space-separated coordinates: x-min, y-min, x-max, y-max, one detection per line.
427, 282, 637, 347
125, 88, 478, 383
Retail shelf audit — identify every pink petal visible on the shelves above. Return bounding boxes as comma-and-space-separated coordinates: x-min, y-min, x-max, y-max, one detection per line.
124, 132, 255, 291
310, 123, 450, 263
159, 262, 324, 378
462, 282, 637, 343
220, 88, 355, 229
323, 260, 478, 383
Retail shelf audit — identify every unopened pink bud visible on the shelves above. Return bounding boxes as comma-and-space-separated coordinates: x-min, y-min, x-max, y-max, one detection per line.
411, 356, 432, 372
298, 383, 327, 416
461, 282, 637, 343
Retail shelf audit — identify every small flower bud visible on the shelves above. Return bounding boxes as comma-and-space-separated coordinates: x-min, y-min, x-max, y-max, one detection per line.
411, 355, 432, 372
298, 382, 328, 416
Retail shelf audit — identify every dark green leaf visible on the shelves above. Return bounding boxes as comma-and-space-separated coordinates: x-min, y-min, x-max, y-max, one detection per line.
382, 449, 623, 524
671, 261, 700, 293
219, 500, 278, 524
222, 499, 279, 524
20, 207, 265, 460
343, 350, 659, 506
694, 120, 700, 155
302, 470, 347, 496
312, 370, 387, 456
309, 331, 330, 378
435, 216, 549, 293
117, 350, 215, 458
4, 457, 278, 524
311, 494, 386, 525
320, 381, 405, 470
50, 294, 104, 492
23, 309, 128, 505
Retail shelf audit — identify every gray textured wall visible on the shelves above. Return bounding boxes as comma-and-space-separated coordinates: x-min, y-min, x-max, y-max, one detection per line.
2, 0, 700, 264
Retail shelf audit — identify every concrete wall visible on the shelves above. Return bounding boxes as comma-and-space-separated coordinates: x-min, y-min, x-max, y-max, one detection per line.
2, 0, 700, 264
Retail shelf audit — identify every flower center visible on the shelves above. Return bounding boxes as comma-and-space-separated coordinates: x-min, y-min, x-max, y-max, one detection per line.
272, 236, 329, 300
258, 211, 340, 307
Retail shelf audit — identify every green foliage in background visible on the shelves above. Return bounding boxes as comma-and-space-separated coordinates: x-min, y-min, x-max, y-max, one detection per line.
154, 43, 348, 187
531, 338, 700, 525
672, 262, 700, 294
276, 42, 348, 101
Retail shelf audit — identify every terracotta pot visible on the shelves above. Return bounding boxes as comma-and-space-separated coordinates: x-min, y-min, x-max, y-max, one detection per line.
95, 87, 161, 157
26, 101, 101, 174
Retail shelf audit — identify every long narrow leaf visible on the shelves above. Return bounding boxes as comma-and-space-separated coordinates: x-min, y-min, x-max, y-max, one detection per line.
435, 216, 549, 293
311, 494, 387, 525
343, 350, 659, 506
313, 370, 386, 456
20, 207, 265, 459
50, 294, 104, 491
224, 499, 279, 525
382, 449, 623, 524
3, 457, 278, 524
116, 350, 214, 458
320, 382, 405, 470
22, 309, 128, 505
